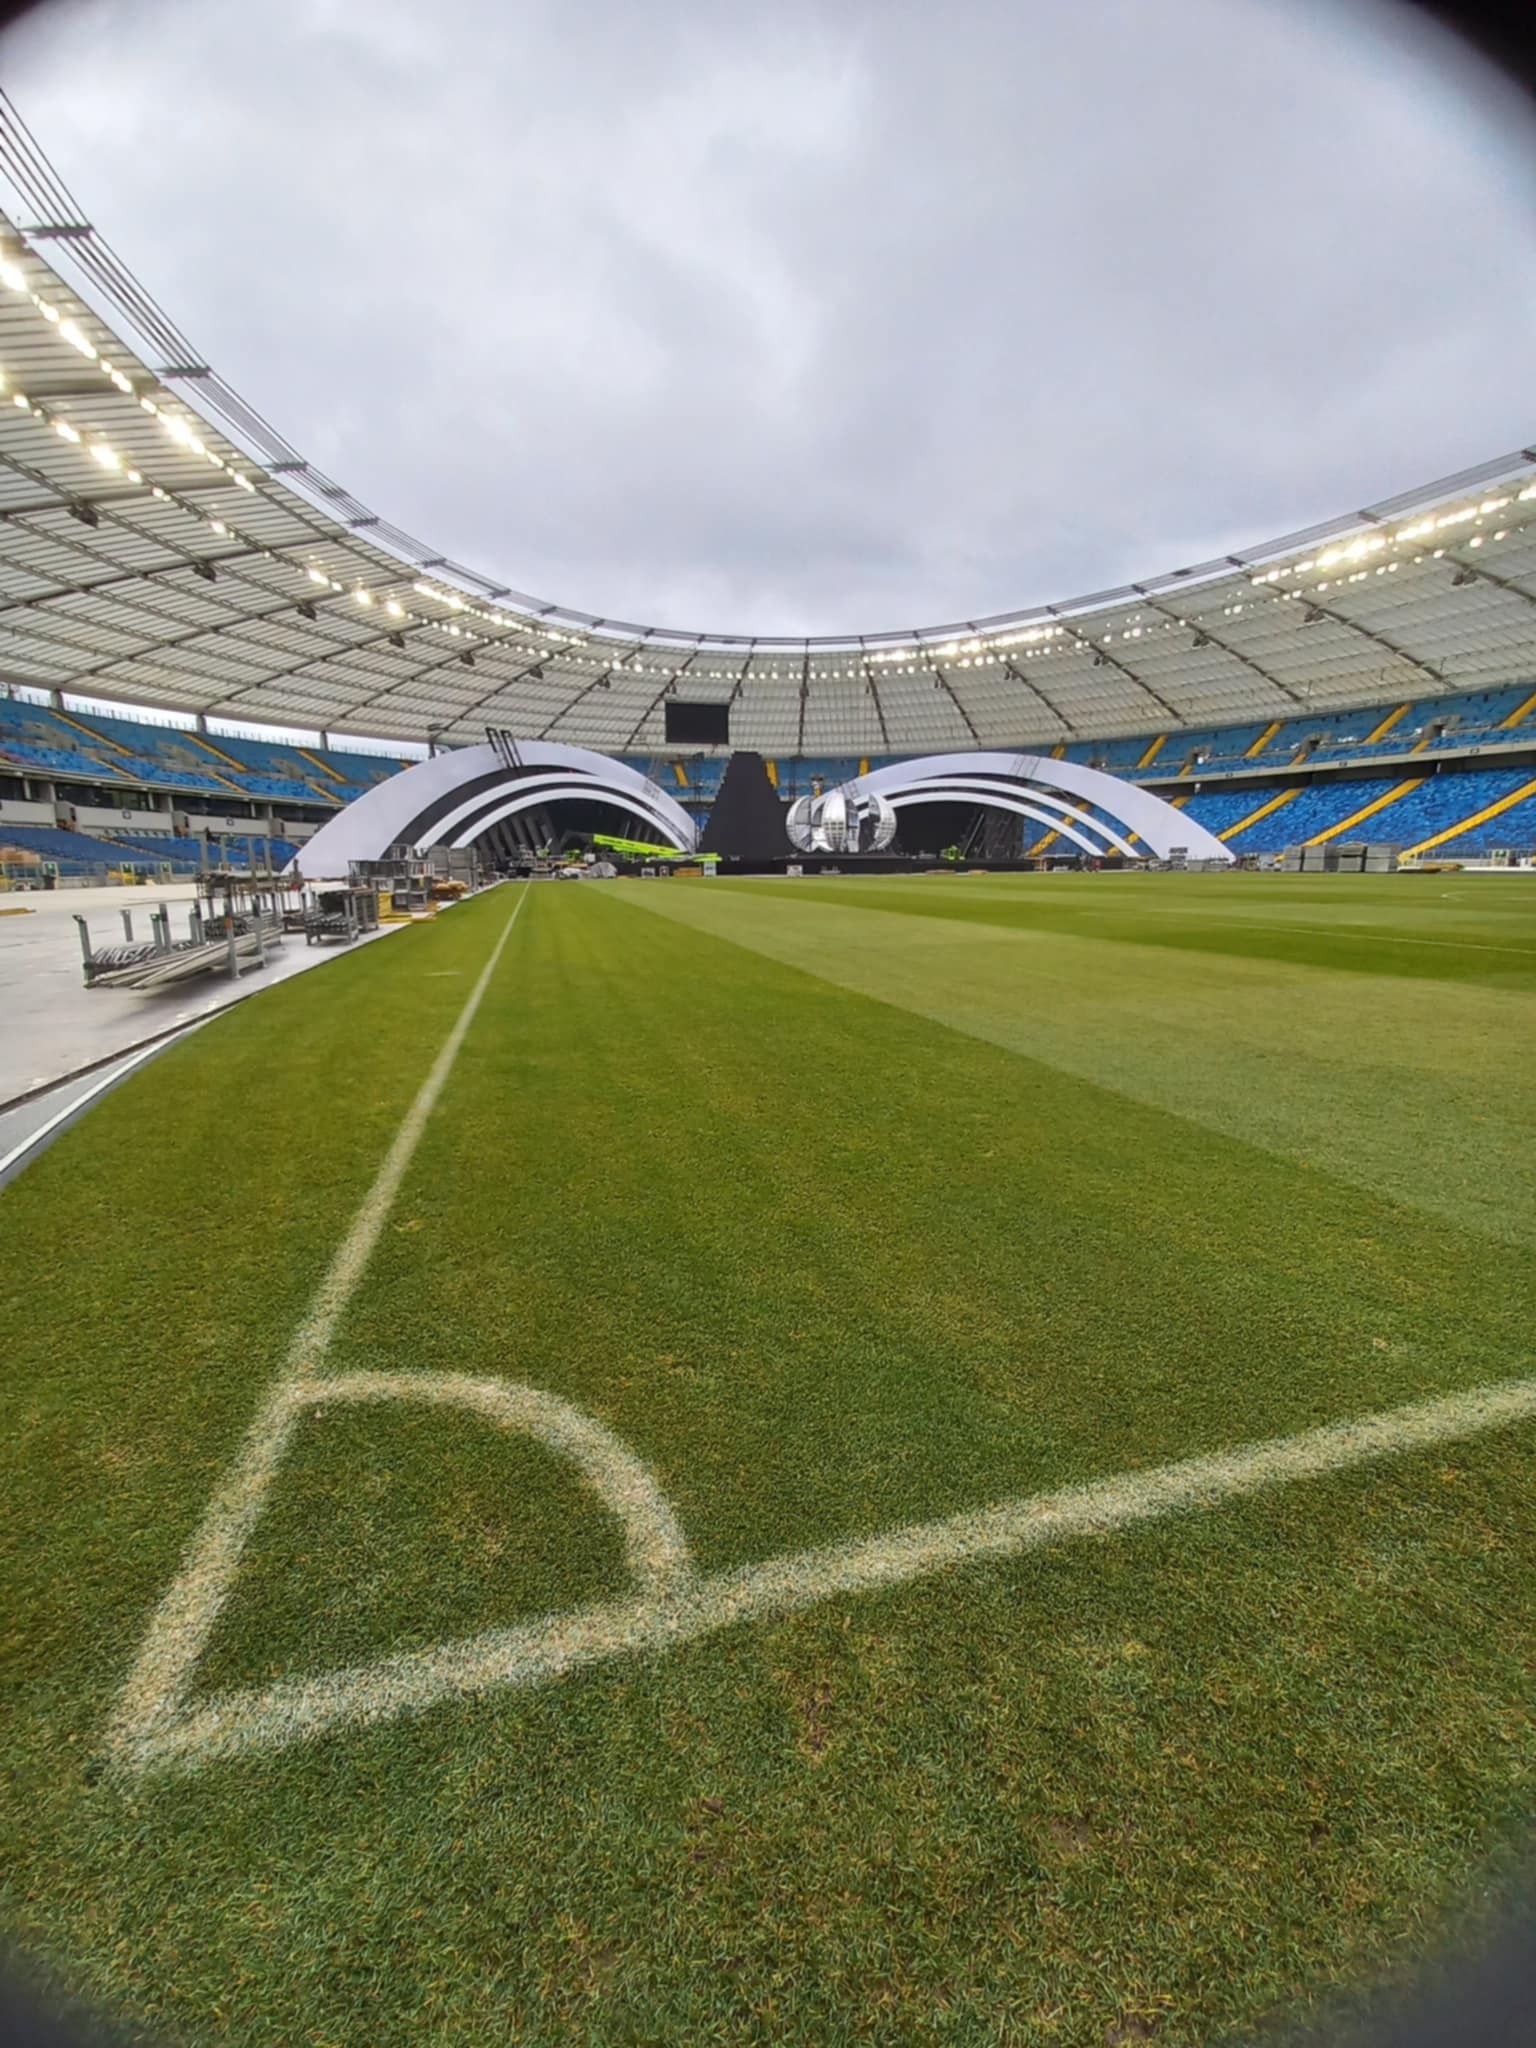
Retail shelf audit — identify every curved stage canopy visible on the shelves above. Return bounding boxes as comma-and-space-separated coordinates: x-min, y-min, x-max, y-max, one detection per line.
842, 753, 1233, 864
292, 743, 696, 877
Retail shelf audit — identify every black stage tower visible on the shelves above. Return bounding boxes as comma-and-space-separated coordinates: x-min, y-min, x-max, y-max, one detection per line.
698, 751, 787, 861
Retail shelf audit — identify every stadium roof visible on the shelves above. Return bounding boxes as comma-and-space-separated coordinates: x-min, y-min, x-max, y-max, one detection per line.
1, 102, 1535, 754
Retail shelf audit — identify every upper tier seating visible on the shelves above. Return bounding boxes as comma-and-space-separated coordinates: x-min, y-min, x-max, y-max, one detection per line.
194, 731, 342, 804
0, 740, 124, 781
0, 698, 98, 753
322, 748, 410, 792
1139, 731, 1229, 776
0, 700, 236, 794
1405, 685, 1536, 753
0, 700, 363, 805
1161, 685, 1536, 775
62, 707, 244, 793
4, 680, 1535, 856
109, 756, 230, 794
1066, 731, 1210, 773
0, 700, 257, 798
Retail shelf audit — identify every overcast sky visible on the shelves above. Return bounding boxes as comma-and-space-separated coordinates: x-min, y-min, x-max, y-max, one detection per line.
4, 0, 1536, 636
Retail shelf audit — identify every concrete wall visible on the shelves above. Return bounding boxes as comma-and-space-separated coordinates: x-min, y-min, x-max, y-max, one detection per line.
180, 809, 314, 841
71, 802, 174, 834
0, 797, 55, 827
182, 808, 270, 836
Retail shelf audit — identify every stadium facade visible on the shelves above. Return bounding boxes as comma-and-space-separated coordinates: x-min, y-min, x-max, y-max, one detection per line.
0, 99, 1534, 867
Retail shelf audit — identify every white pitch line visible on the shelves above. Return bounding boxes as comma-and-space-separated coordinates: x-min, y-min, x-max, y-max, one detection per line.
104, 876, 1536, 1777
115, 1367, 1536, 1775
0, 1036, 177, 1185
107, 888, 528, 1765
282, 888, 527, 1376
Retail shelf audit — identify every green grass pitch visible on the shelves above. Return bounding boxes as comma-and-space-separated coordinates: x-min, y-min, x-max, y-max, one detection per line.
2, 871, 1534, 2045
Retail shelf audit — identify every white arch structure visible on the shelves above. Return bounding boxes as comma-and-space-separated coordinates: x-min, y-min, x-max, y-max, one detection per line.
841, 753, 1231, 863
292, 742, 697, 877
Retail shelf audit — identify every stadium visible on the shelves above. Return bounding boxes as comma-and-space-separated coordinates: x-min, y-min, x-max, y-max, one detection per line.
1, 63, 1534, 2048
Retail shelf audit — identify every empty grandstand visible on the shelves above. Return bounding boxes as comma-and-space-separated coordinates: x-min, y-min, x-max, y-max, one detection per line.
0, 137, 1531, 785
0, 170, 1532, 877
2, 71, 1536, 2048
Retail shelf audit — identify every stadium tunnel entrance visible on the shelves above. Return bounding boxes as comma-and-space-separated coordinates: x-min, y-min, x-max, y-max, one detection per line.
890, 796, 1028, 862
842, 752, 1230, 865
886, 794, 1118, 864
463, 792, 687, 867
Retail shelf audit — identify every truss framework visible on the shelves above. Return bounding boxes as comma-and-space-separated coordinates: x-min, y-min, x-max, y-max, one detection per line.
0, 93, 1533, 755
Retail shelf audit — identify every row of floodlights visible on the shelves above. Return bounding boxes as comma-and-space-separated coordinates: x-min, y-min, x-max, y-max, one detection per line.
1248, 493, 1533, 590
0, 242, 597, 663
3, 240, 1533, 690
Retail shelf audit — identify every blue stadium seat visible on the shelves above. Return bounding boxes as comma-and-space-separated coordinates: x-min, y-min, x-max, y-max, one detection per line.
1436, 786, 1536, 851
1219, 777, 1402, 850
0, 822, 116, 872
5, 687, 1534, 858
1179, 786, 1281, 839
0, 739, 127, 781
319, 748, 408, 792
0, 699, 408, 808
1374, 769, 1534, 850
0, 711, 232, 797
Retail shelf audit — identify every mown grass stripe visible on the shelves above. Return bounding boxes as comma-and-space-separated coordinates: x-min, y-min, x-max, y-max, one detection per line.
106, 886, 528, 1767
4, 875, 1533, 2048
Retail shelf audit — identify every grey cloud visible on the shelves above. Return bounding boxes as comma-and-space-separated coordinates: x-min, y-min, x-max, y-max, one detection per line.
5, 0, 1535, 634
